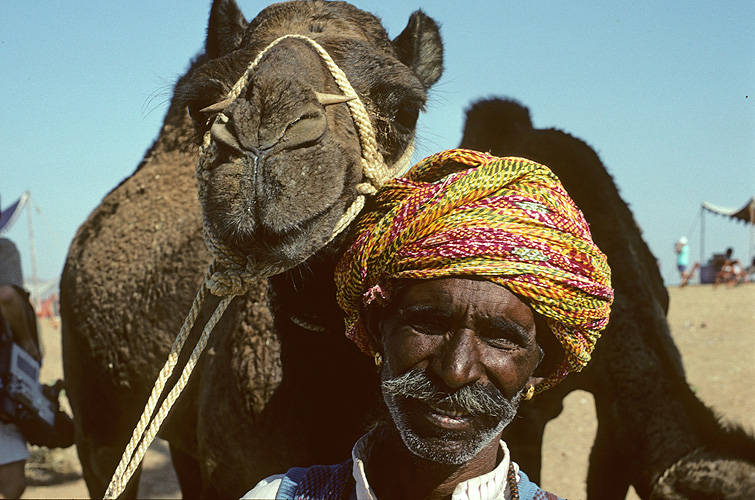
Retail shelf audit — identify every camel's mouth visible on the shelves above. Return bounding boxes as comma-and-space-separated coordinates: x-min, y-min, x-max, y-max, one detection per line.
202, 158, 357, 271
219, 210, 337, 271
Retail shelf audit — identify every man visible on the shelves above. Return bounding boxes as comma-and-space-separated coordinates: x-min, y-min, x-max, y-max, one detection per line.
245, 149, 613, 499
0, 237, 40, 499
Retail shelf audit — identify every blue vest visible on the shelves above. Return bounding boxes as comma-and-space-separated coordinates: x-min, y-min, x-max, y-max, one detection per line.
274, 459, 564, 500
276, 460, 355, 499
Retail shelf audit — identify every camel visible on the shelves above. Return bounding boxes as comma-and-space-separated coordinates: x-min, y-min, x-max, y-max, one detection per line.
60, 1, 442, 498
459, 97, 755, 500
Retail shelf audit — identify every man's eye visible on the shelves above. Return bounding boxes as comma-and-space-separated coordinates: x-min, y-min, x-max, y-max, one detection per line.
410, 322, 446, 335
484, 336, 519, 350
401, 312, 448, 335
481, 326, 526, 349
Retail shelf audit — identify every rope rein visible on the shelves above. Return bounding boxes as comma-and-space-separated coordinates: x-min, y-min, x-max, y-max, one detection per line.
651, 447, 705, 497
104, 34, 414, 498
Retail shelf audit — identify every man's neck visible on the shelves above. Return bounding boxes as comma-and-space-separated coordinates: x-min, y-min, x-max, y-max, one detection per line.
366, 426, 502, 500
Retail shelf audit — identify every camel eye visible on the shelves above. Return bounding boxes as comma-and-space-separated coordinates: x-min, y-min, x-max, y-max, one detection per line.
188, 97, 233, 131
394, 104, 420, 132
180, 77, 230, 130
187, 102, 210, 128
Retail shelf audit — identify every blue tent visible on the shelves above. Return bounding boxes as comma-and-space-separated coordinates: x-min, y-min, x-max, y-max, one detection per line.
0, 191, 29, 235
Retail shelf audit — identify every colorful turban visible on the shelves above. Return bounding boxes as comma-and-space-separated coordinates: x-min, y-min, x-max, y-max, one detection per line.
334, 149, 613, 392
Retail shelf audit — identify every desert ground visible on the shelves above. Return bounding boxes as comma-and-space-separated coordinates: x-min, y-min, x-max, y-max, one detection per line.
20, 282, 755, 499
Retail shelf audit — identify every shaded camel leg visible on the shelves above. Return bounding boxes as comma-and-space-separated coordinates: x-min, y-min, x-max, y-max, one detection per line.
76, 436, 142, 499
170, 445, 203, 499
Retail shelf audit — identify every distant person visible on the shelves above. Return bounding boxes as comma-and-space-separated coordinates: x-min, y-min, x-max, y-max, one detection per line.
0, 237, 40, 499
674, 237, 698, 287
715, 247, 746, 287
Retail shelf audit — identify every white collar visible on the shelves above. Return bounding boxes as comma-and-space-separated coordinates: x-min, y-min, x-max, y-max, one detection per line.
350, 428, 520, 500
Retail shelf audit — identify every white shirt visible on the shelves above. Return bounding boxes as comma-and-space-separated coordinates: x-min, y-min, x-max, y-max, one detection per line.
243, 428, 521, 500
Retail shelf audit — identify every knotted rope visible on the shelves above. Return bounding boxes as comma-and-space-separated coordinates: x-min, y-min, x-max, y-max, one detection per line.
104, 34, 414, 498
651, 447, 706, 498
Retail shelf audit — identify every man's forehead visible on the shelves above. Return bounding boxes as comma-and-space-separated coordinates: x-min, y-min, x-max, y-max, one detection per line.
390, 277, 518, 302
385, 277, 533, 320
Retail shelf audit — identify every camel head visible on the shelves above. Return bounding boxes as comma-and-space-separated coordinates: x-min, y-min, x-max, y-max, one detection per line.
175, 0, 443, 274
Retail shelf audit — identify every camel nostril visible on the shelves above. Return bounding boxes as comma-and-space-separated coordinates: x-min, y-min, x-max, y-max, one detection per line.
282, 110, 327, 150
210, 120, 244, 152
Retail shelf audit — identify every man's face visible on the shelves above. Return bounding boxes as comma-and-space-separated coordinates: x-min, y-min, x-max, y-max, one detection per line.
371, 277, 542, 465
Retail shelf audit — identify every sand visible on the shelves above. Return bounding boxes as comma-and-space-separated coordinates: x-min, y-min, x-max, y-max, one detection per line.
538, 282, 755, 499
20, 283, 755, 499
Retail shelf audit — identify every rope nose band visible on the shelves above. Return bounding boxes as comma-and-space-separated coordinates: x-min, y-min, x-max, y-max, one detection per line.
105, 33, 415, 499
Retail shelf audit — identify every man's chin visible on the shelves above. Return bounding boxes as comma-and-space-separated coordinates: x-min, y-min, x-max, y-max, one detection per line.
387, 398, 505, 465
397, 426, 502, 465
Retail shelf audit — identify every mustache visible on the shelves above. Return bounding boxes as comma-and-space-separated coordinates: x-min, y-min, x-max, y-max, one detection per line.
381, 367, 521, 420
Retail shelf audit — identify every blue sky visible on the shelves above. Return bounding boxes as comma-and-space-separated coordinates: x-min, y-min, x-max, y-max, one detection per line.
1, 0, 753, 290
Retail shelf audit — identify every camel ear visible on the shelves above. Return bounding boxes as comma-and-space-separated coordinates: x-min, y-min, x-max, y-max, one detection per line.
206, 0, 249, 59
392, 10, 444, 90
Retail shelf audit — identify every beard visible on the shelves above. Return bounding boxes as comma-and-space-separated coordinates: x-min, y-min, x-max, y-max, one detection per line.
381, 366, 522, 465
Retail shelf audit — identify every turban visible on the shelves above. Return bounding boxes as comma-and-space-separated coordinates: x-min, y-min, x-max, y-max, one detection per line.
334, 149, 613, 392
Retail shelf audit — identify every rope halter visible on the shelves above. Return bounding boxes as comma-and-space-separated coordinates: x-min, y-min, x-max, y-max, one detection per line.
196, 34, 415, 296
104, 33, 415, 499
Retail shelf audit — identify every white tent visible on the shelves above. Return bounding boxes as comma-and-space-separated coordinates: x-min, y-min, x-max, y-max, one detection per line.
700, 197, 755, 274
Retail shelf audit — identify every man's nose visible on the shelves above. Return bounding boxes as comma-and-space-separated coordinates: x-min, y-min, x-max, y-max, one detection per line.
435, 330, 483, 389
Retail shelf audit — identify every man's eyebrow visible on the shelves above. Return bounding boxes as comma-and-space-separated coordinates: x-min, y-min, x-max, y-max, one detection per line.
398, 304, 452, 316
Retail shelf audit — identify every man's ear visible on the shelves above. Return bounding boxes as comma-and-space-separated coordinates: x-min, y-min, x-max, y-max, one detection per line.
360, 303, 383, 355
530, 314, 564, 382
527, 374, 546, 390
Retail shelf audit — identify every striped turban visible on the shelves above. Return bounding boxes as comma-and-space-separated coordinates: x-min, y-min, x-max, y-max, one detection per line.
334, 149, 613, 392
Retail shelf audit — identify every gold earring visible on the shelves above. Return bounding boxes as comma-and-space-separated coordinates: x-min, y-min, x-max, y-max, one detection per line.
374, 352, 383, 367
523, 385, 535, 400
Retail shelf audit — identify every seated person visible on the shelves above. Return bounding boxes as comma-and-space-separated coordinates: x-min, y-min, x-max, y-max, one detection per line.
244, 149, 613, 500
0, 237, 40, 499
715, 247, 746, 287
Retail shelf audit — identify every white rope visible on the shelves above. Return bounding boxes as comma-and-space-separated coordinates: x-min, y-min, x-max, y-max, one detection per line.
651, 447, 705, 497
104, 33, 415, 499
104, 293, 233, 497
